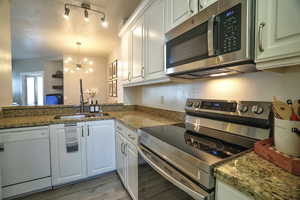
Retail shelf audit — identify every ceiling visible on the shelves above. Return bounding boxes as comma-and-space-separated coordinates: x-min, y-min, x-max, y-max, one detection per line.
11, 0, 141, 60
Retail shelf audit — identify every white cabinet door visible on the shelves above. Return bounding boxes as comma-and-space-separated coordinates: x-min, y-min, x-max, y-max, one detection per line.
145, 0, 166, 80
216, 180, 253, 200
131, 17, 145, 82
50, 123, 87, 186
121, 31, 132, 83
166, 0, 198, 32
86, 120, 116, 177
115, 132, 127, 185
126, 144, 138, 200
256, 0, 300, 69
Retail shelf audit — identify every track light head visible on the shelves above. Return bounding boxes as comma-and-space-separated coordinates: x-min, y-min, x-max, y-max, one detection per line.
84, 9, 89, 22
64, 7, 70, 19
101, 17, 108, 28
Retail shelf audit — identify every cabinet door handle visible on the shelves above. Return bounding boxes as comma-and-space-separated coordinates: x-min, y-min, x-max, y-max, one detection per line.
258, 22, 265, 52
121, 143, 124, 154
0, 143, 4, 152
198, 0, 203, 10
128, 72, 131, 81
188, 0, 194, 14
81, 128, 84, 137
123, 144, 127, 156
87, 126, 90, 136
141, 67, 145, 78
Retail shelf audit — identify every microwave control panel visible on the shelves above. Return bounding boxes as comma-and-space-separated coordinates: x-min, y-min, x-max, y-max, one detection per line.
219, 3, 241, 54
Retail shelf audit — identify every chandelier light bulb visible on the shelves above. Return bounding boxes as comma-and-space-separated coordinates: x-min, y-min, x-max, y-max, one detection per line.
89, 61, 93, 65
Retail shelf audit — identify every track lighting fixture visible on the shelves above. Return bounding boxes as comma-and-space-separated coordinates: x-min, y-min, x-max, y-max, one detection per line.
63, 3, 107, 28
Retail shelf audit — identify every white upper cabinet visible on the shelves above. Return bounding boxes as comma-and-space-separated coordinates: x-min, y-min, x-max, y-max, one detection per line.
145, 0, 166, 80
255, 0, 300, 69
131, 17, 145, 82
166, 0, 198, 32
121, 31, 131, 83
86, 120, 116, 177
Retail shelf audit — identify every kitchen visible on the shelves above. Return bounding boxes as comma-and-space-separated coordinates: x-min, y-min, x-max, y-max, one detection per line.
0, 0, 300, 200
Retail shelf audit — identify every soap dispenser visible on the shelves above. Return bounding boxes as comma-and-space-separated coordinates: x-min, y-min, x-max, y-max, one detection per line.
95, 100, 100, 113
89, 100, 95, 113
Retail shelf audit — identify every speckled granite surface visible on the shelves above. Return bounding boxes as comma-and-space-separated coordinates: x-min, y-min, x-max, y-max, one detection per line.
215, 151, 300, 200
0, 110, 181, 131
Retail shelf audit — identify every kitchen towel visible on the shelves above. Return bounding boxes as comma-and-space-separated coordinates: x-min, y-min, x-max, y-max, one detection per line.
65, 126, 79, 153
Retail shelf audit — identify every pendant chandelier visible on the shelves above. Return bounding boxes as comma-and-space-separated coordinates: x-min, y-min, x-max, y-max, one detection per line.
64, 42, 94, 74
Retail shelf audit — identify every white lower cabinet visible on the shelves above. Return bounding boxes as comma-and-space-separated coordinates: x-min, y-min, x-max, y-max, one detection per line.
50, 123, 87, 186
115, 122, 139, 200
116, 132, 127, 185
126, 143, 138, 200
86, 120, 116, 177
50, 120, 116, 186
216, 180, 253, 200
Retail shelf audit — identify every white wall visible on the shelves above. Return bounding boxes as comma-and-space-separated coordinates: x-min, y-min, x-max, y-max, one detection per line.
0, 0, 13, 106
126, 68, 300, 112
63, 56, 108, 105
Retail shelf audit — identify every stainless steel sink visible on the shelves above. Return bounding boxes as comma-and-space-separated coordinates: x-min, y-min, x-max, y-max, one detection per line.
54, 113, 109, 120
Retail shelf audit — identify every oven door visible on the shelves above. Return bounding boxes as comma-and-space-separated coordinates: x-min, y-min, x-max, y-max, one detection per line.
138, 145, 213, 200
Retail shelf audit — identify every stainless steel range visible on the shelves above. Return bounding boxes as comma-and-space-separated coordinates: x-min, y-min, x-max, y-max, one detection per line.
137, 99, 272, 200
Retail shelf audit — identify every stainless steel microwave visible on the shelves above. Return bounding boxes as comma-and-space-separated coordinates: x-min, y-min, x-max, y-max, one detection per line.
165, 0, 256, 79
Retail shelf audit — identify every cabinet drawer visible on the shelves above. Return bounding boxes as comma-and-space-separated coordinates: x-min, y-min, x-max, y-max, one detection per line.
127, 130, 139, 145
116, 121, 128, 137
127, 142, 137, 154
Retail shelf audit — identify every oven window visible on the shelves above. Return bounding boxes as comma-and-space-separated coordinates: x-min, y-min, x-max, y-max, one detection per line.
166, 22, 209, 69
138, 157, 195, 200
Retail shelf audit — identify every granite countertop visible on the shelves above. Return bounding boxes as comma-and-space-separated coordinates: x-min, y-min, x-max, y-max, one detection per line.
0, 111, 181, 131
215, 151, 300, 200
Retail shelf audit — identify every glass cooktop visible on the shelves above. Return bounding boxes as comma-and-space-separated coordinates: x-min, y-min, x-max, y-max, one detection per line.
140, 123, 249, 159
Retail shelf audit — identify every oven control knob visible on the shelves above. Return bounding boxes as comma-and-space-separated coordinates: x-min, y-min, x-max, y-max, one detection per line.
193, 102, 201, 108
251, 105, 264, 114
239, 105, 248, 113
187, 101, 193, 107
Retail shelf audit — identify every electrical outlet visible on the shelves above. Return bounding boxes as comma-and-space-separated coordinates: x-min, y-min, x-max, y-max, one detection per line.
160, 96, 164, 105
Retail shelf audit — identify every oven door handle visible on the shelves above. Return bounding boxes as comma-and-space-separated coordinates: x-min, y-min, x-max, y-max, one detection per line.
138, 145, 211, 200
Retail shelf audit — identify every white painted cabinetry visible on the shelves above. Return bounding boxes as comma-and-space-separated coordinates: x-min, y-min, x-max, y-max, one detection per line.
50, 120, 116, 186
144, 0, 166, 80
116, 132, 127, 185
121, 31, 131, 83
115, 121, 139, 200
50, 123, 87, 186
86, 120, 116, 177
165, 0, 198, 32
216, 180, 253, 200
131, 17, 145, 83
255, 0, 300, 69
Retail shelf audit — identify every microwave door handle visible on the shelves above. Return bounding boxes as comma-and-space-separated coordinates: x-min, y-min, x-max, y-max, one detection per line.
207, 15, 215, 56
138, 145, 210, 200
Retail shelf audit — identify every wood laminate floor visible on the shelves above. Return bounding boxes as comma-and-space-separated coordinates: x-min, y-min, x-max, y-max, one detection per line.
18, 172, 131, 200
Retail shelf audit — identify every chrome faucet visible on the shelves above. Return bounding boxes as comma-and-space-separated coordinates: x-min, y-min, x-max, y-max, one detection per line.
79, 79, 87, 113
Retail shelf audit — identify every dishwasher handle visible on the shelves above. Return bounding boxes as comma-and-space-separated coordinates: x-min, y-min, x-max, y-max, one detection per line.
138, 145, 211, 200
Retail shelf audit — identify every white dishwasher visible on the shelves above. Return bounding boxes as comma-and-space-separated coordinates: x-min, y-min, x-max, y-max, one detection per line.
0, 126, 51, 199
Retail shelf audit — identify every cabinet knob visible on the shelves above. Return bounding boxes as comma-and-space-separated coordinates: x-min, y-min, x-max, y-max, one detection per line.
0, 143, 4, 152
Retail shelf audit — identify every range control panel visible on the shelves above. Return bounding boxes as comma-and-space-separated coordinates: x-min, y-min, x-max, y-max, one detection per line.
185, 99, 272, 120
